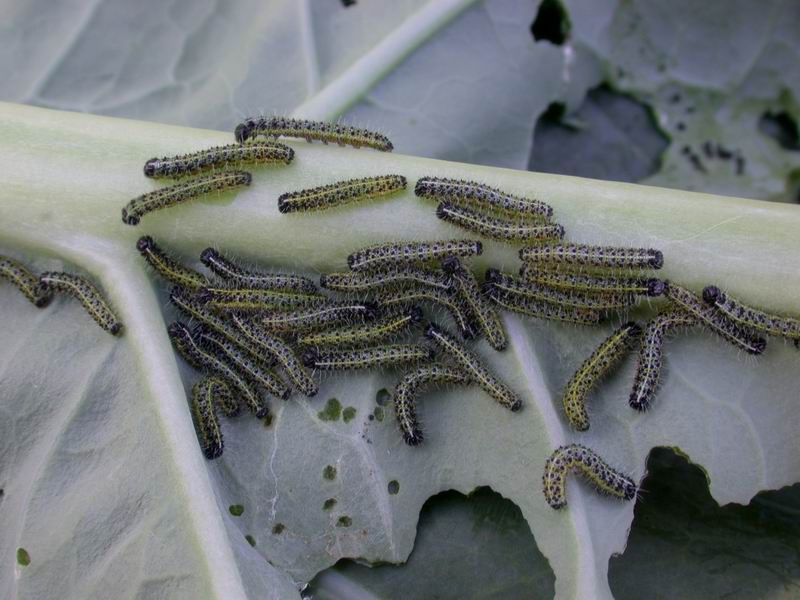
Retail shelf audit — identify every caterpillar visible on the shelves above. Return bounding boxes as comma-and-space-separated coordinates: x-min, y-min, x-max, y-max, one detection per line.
169, 286, 270, 368
629, 307, 699, 411
485, 269, 637, 311
347, 240, 482, 272
424, 322, 521, 412
192, 376, 225, 460
519, 244, 663, 270
0, 255, 51, 307
435, 202, 565, 242
442, 256, 507, 351
373, 285, 477, 340
234, 116, 393, 151
302, 344, 434, 371
136, 236, 208, 290
144, 142, 294, 179
702, 285, 800, 343
519, 264, 666, 297
39, 272, 122, 335
543, 444, 637, 510
485, 286, 603, 326
197, 327, 291, 401
198, 285, 326, 312
199, 248, 318, 294
319, 265, 451, 293
201, 375, 241, 418
297, 307, 422, 348
278, 175, 406, 213
230, 314, 318, 397
414, 177, 553, 220
664, 283, 766, 355
394, 363, 471, 446
257, 301, 380, 333
168, 321, 268, 418
562, 322, 642, 431
122, 171, 251, 225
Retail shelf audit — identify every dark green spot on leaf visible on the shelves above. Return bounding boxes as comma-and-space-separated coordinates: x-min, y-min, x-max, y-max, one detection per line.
245, 535, 256, 547
229, 504, 244, 517
388, 480, 400, 495
17, 548, 30, 566
336, 516, 352, 528
272, 523, 285, 535
318, 398, 342, 421
323, 465, 337, 480
342, 406, 357, 423
323, 498, 337, 511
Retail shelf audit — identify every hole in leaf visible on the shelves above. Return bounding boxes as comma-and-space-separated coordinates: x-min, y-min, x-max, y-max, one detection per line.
530, 84, 668, 183
759, 110, 800, 151
530, 0, 570, 45
375, 388, 391, 406
308, 488, 554, 596
609, 447, 800, 598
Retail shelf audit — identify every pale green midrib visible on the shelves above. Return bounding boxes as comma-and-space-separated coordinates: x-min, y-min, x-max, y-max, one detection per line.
291, 0, 482, 120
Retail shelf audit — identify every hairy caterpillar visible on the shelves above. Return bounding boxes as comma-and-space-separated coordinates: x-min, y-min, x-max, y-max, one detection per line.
169, 321, 268, 418
424, 322, 521, 412
144, 142, 294, 179
664, 283, 766, 355
319, 266, 451, 293
297, 307, 422, 348
198, 285, 326, 312
414, 177, 553, 220
230, 314, 318, 397
519, 244, 663, 270
629, 307, 699, 411
373, 286, 477, 340
702, 285, 800, 343
201, 375, 241, 418
200, 248, 318, 294
235, 116, 392, 151
278, 175, 406, 213
442, 256, 507, 351
0, 255, 51, 307
302, 344, 434, 371
485, 269, 637, 311
519, 264, 665, 297
394, 364, 471, 446
347, 240, 482, 271
136, 236, 208, 289
122, 171, 251, 225
169, 286, 270, 368
485, 286, 603, 326
39, 272, 122, 335
197, 327, 291, 401
192, 376, 225, 460
543, 444, 637, 509
562, 322, 641, 431
257, 301, 380, 333
436, 202, 565, 242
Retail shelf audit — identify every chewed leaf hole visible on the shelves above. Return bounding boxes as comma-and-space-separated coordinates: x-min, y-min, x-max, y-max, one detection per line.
530, 0, 570, 45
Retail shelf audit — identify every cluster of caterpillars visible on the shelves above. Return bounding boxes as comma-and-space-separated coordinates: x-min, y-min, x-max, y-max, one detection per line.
100, 115, 797, 511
